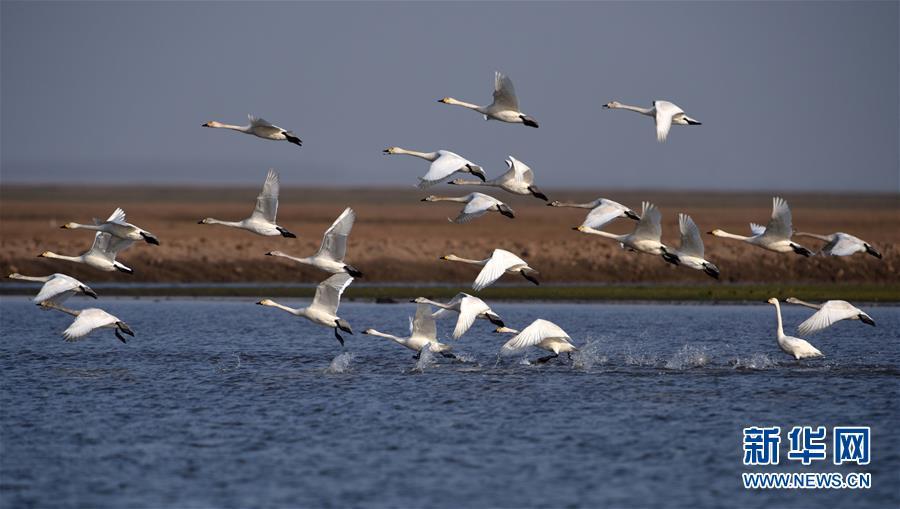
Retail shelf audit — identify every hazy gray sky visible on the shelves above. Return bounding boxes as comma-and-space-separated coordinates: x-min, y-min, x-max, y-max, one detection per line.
2, 1, 898, 191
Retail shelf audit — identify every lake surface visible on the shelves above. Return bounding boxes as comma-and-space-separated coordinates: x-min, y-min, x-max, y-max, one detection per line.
1, 297, 898, 508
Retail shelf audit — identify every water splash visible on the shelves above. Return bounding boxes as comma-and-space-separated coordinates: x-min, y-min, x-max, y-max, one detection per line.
664, 344, 711, 370
572, 341, 609, 370
325, 352, 355, 374
731, 353, 777, 370
412, 347, 436, 372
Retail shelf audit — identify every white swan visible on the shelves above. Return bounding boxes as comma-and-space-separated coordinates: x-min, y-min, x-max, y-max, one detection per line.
438, 71, 539, 127
256, 273, 354, 346
708, 197, 812, 257
440, 249, 539, 290
265, 208, 362, 277
421, 192, 515, 223
603, 100, 701, 142
412, 294, 504, 339
449, 156, 547, 201
62, 207, 159, 245
766, 298, 823, 360
794, 232, 882, 259
548, 197, 640, 229
39, 209, 135, 273
661, 213, 720, 279
202, 114, 301, 147
383, 147, 486, 188
576, 201, 667, 256
494, 319, 577, 363
8, 273, 98, 304
198, 169, 296, 237
785, 297, 875, 335
40, 301, 134, 343
362, 303, 455, 357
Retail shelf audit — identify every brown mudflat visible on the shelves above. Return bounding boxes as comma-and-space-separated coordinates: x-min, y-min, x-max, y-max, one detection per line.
1, 185, 897, 285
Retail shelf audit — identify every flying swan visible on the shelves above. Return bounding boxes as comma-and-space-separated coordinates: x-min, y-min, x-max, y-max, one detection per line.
784, 297, 875, 335
362, 303, 456, 358
439, 71, 539, 128
421, 192, 515, 223
708, 197, 812, 257
412, 294, 504, 339
766, 298, 823, 360
661, 213, 720, 279
8, 273, 98, 304
449, 156, 548, 201
495, 319, 577, 363
266, 207, 362, 277
793, 232, 882, 259
39, 209, 135, 274
548, 197, 640, 229
383, 147, 486, 188
256, 273, 354, 346
603, 100, 700, 142
202, 114, 301, 147
440, 249, 539, 290
40, 301, 134, 343
61, 207, 159, 245
198, 169, 297, 237
576, 201, 667, 256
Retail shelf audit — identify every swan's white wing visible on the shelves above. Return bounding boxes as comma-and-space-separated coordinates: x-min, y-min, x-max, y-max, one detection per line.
797, 301, 862, 335
583, 202, 627, 229
507, 156, 533, 185
63, 308, 117, 341
632, 202, 661, 241
316, 208, 355, 261
310, 273, 353, 315
501, 319, 570, 353
247, 114, 283, 137
653, 102, 683, 142
90, 231, 133, 260
33, 275, 80, 305
762, 196, 792, 240
492, 71, 519, 111
106, 208, 127, 225
453, 295, 490, 339
678, 213, 705, 258
452, 195, 494, 224
420, 151, 472, 184
250, 169, 280, 223
411, 303, 437, 341
822, 235, 862, 257
749, 223, 766, 236
473, 249, 525, 291
248, 115, 276, 128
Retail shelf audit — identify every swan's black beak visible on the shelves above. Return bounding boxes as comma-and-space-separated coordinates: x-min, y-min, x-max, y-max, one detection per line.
202, 122, 210, 127
420, 198, 429, 202
197, 220, 205, 224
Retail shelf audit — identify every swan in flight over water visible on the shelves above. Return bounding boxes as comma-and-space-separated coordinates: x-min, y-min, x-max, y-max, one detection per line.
767, 298, 823, 360
202, 114, 301, 147
449, 156, 548, 201
495, 319, 577, 364
661, 213, 720, 279
421, 192, 515, 223
39, 209, 135, 273
576, 201, 668, 256
383, 147, 486, 188
603, 100, 701, 142
548, 197, 640, 229
40, 301, 134, 343
198, 169, 296, 237
440, 249, 539, 290
256, 273, 354, 346
8, 273, 98, 304
412, 294, 504, 339
785, 297, 875, 335
438, 71, 539, 128
794, 232, 882, 259
363, 303, 456, 359
61, 207, 159, 245
266, 208, 362, 277
708, 197, 812, 257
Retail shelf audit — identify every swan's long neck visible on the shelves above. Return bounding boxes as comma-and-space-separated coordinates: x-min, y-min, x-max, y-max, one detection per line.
418, 298, 451, 310
391, 148, 437, 161
8, 274, 51, 282
366, 329, 408, 345
711, 230, 750, 241
794, 232, 832, 242
64, 223, 104, 232
452, 179, 490, 187
787, 298, 821, 310
42, 252, 83, 263
580, 228, 627, 241
610, 103, 654, 116
771, 301, 785, 338
429, 196, 470, 203
205, 218, 244, 228
214, 123, 250, 133
551, 201, 597, 209
263, 300, 302, 316
445, 256, 487, 266
268, 251, 309, 264
443, 98, 484, 112
40, 301, 79, 317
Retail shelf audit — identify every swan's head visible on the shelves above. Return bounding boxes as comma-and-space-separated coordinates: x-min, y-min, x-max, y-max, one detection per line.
256, 299, 276, 307
410, 297, 429, 304
202, 121, 223, 128
8, 273, 23, 279
421, 195, 438, 202
439, 254, 459, 262
603, 101, 622, 109
60, 223, 78, 229
264, 251, 283, 257
383, 146, 400, 155
784, 297, 800, 304
437, 97, 452, 104
766, 298, 779, 305
198, 218, 213, 225
708, 229, 725, 237
38, 251, 53, 258
494, 326, 518, 334
362, 329, 375, 335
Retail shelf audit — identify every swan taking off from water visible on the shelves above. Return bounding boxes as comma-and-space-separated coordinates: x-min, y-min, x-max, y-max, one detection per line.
39, 209, 135, 274
40, 301, 134, 343
603, 100, 701, 142
576, 201, 668, 256
198, 169, 296, 237
449, 156, 547, 201
767, 298, 823, 360
548, 197, 640, 229
440, 249, 539, 290
383, 147, 486, 188
412, 294, 504, 339
266, 208, 362, 277
708, 197, 812, 257
495, 319, 577, 364
362, 303, 455, 358
661, 213, 720, 279
438, 71, 539, 128
62, 207, 159, 245
256, 273, 354, 346
8, 273, 98, 304
202, 114, 301, 147
785, 297, 875, 335
794, 232, 882, 259
421, 192, 515, 223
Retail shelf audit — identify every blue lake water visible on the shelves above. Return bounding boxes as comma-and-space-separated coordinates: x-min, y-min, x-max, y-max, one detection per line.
1, 297, 898, 508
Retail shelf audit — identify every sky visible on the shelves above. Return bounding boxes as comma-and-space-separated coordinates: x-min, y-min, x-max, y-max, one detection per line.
1, 1, 898, 191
